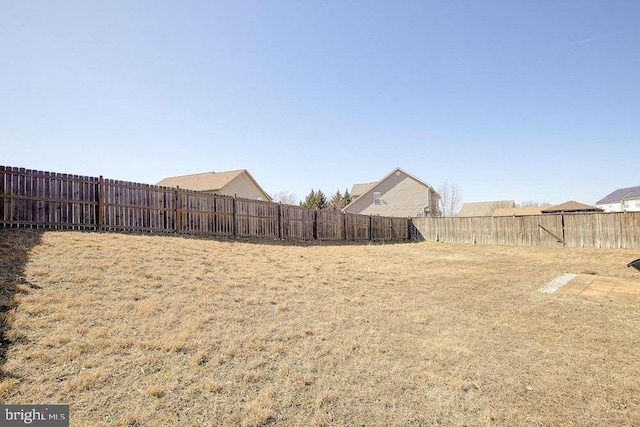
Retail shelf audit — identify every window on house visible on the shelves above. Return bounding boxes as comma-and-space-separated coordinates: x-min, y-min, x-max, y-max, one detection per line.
373, 192, 381, 205
636, 200, 640, 208
623, 201, 630, 209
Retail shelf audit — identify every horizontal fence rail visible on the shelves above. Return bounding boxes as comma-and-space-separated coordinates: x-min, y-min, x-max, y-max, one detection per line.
0, 166, 410, 242
410, 213, 640, 249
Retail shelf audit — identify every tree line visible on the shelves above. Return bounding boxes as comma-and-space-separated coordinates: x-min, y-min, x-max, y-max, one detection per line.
300, 189, 353, 210
273, 181, 470, 216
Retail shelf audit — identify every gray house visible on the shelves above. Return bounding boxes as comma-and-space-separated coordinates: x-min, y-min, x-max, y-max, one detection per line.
342, 167, 441, 217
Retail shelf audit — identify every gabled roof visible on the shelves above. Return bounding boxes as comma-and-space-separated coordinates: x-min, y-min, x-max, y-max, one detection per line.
458, 200, 515, 217
157, 170, 244, 191
493, 206, 543, 217
596, 186, 640, 205
343, 167, 438, 211
541, 201, 603, 213
350, 182, 377, 198
156, 169, 272, 200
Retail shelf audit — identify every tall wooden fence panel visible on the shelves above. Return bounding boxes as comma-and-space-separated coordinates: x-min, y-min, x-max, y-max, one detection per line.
346, 213, 371, 241
214, 195, 235, 236
391, 217, 410, 240
620, 213, 640, 249
316, 210, 345, 240
1, 166, 413, 242
372, 216, 393, 240
0, 166, 99, 229
280, 205, 315, 240
101, 179, 175, 233
563, 214, 595, 248
411, 213, 640, 248
235, 198, 280, 238
177, 189, 218, 235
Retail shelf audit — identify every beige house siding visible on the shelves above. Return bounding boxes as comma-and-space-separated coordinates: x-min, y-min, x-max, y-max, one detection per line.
156, 170, 271, 201
344, 171, 434, 217
219, 173, 269, 200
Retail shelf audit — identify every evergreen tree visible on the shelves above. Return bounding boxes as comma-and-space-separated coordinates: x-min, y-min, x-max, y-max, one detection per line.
330, 190, 343, 210
342, 188, 352, 207
301, 189, 328, 209
300, 189, 316, 208
315, 189, 328, 209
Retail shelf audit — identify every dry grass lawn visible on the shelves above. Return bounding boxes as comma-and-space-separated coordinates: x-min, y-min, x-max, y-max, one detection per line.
1, 228, 639, 426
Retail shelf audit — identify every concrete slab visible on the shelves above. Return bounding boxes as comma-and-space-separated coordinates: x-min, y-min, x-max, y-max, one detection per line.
555, 274, 640, 304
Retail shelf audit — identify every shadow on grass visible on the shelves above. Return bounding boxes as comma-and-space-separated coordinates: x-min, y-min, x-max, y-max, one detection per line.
104, 229, 421, 247
0, 227, 44, 375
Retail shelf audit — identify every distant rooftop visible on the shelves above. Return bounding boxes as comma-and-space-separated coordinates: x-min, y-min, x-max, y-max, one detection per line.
493, 206, 543, 217
542, 201, 602, 213
458, 200, 515, 217
597, 186, 640, 205
157, 170, 245, 191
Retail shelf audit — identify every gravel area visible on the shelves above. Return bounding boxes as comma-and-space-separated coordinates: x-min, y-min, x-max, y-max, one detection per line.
540, 273, 577, 293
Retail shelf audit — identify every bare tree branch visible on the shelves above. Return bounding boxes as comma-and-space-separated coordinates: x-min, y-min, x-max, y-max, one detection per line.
437, 181, 463, 217
271, 191, 298, 206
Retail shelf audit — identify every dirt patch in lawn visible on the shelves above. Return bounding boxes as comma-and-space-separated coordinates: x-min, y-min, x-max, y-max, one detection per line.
1, 229, 639, 426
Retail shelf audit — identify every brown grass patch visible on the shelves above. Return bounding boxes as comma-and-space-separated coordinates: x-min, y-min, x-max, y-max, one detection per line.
1, 229, 639, 425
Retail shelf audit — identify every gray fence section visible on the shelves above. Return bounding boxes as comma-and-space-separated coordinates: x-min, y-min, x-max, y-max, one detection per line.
410, 213, 640, 248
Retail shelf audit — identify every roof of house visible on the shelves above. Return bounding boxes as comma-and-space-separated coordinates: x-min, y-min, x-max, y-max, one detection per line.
458, 200, 515, 217
493, 206, 543, 217
344, 167, 438, 211
350, 182, 377, 198
596, 186, 640, 205
541, 201, 603, 213
157, 170, 244, 191
156, 169, 271, 200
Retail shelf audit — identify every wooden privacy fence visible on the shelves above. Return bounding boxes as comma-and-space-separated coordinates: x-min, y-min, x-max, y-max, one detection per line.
411, 213, 640, 249
0, 166, 410, 241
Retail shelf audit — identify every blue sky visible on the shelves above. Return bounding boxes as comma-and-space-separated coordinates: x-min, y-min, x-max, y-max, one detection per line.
1, 1, 638, 206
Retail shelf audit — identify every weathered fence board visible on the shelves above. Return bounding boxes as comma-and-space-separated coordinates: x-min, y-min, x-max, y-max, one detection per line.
235, 198, 280, 238
101, 179, 175, 233
372, 216, 393, 240
392, 217, 410, 240
317, 210, 345, 240
2, 166, 412, 242
280, 205, 315, 240
178, 189, 218, 235
5, 166, 640, 248
214, 196, 234, 236
620, 213, 640, 249
0, 166, 99, 229
346, 213, 371, 241
411, 212, 640, 249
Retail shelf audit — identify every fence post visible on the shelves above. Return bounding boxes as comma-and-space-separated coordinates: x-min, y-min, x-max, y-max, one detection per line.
175, 187, 181, 233
232, 195, 237, 237
97, 175, 104, 231
369, 215, 373, 241
390, 216, 395, 240
277, 202, 282, 239
313, 209, 318, 240
619, 213, 624, 249
343, 212, 347, 241
212, 194, 218, 235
